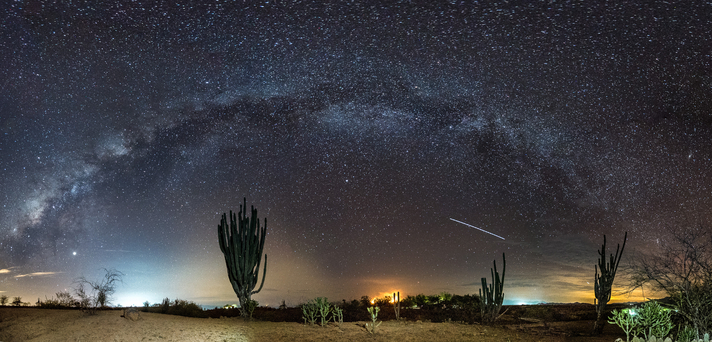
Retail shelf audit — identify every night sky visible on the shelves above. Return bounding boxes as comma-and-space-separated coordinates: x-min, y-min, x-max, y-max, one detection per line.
2, 1, 711, 308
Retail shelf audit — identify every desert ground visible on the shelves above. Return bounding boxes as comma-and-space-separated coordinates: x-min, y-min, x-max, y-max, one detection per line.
0, 306, 626, 342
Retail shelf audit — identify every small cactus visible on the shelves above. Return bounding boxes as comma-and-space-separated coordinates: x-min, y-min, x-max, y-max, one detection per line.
365, 306, 382, 334
331, 306, 344, 328
631, 336, 672, 342
690, 333, 712, 342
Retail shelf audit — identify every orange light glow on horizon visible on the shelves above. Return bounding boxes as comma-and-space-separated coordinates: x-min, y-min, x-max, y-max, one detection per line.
371, 290, 402, 304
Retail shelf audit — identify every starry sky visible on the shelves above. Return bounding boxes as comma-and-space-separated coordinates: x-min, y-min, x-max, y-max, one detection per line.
1, 1, 711, 308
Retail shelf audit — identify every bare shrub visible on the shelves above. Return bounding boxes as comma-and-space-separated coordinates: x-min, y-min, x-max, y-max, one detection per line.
628, 228, 712, 338
73, 268, 124, 314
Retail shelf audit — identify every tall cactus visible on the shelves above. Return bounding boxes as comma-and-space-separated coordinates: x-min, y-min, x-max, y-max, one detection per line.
480, 253, 506, 324
393, 291, 401, 320
593, 231, 627, 335
217, 197, 267, 320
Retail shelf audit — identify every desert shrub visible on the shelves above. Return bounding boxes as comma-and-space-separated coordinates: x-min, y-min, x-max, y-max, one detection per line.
673, 283, 712, 339
160, 297, 171, 313
75, 285, 92, 312
37, 292, 77, 309
629, 229, 712, 337
412, 293, 451, 309
373, 296, 391, 307
38, 297, 62, 309
146, 298, 205, 318
676, 325, 698, 342
449, 294, 465, 308
35, 292, 77, 309
521, 305, 556, 322
168, 299, 206, 318
451, 294, 480, 321
73, 268, 124, 313
340, 299, 359, 312
439, 292, 453, 306
401, 295, 416, 308
635, 300, 673, 340
56, 291, 76, 307
414, 294, 428, 307
341, 299, 369, 321
608, 301, 674, 342
245, 299, 258, 319
359, 296, 371, 307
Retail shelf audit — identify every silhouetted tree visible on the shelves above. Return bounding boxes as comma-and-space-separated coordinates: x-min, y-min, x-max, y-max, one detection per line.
56, 291, 75, 307
374, 296, 391, 307
360, 295, 371, 307
73, 268, 124, 314
0, 295, 8, 306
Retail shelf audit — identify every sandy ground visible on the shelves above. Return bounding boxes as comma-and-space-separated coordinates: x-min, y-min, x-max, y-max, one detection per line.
0, 308, 623, 342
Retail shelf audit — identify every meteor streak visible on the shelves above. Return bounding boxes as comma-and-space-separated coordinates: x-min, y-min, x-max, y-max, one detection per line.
449, 218, 505, 240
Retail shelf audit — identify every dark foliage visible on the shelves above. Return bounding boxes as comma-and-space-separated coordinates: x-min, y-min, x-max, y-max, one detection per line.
160, 297, 171, 314
628, 229, 712, 337
144, 298, 207, 318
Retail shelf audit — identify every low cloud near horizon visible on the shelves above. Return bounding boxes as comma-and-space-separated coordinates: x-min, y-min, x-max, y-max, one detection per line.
13, 272, 62, 279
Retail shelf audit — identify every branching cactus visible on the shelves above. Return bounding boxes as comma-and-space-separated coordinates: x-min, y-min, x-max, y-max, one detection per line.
479, 253, 506, 324
314, 297, 331, 327
301, 300, 318, 325
593, 232, 627, 335
608, 308, 638, 342
332, 306, 344, 328
634, 301, 673, 340
217, 198, 268, 320
365, 306, 382, 334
